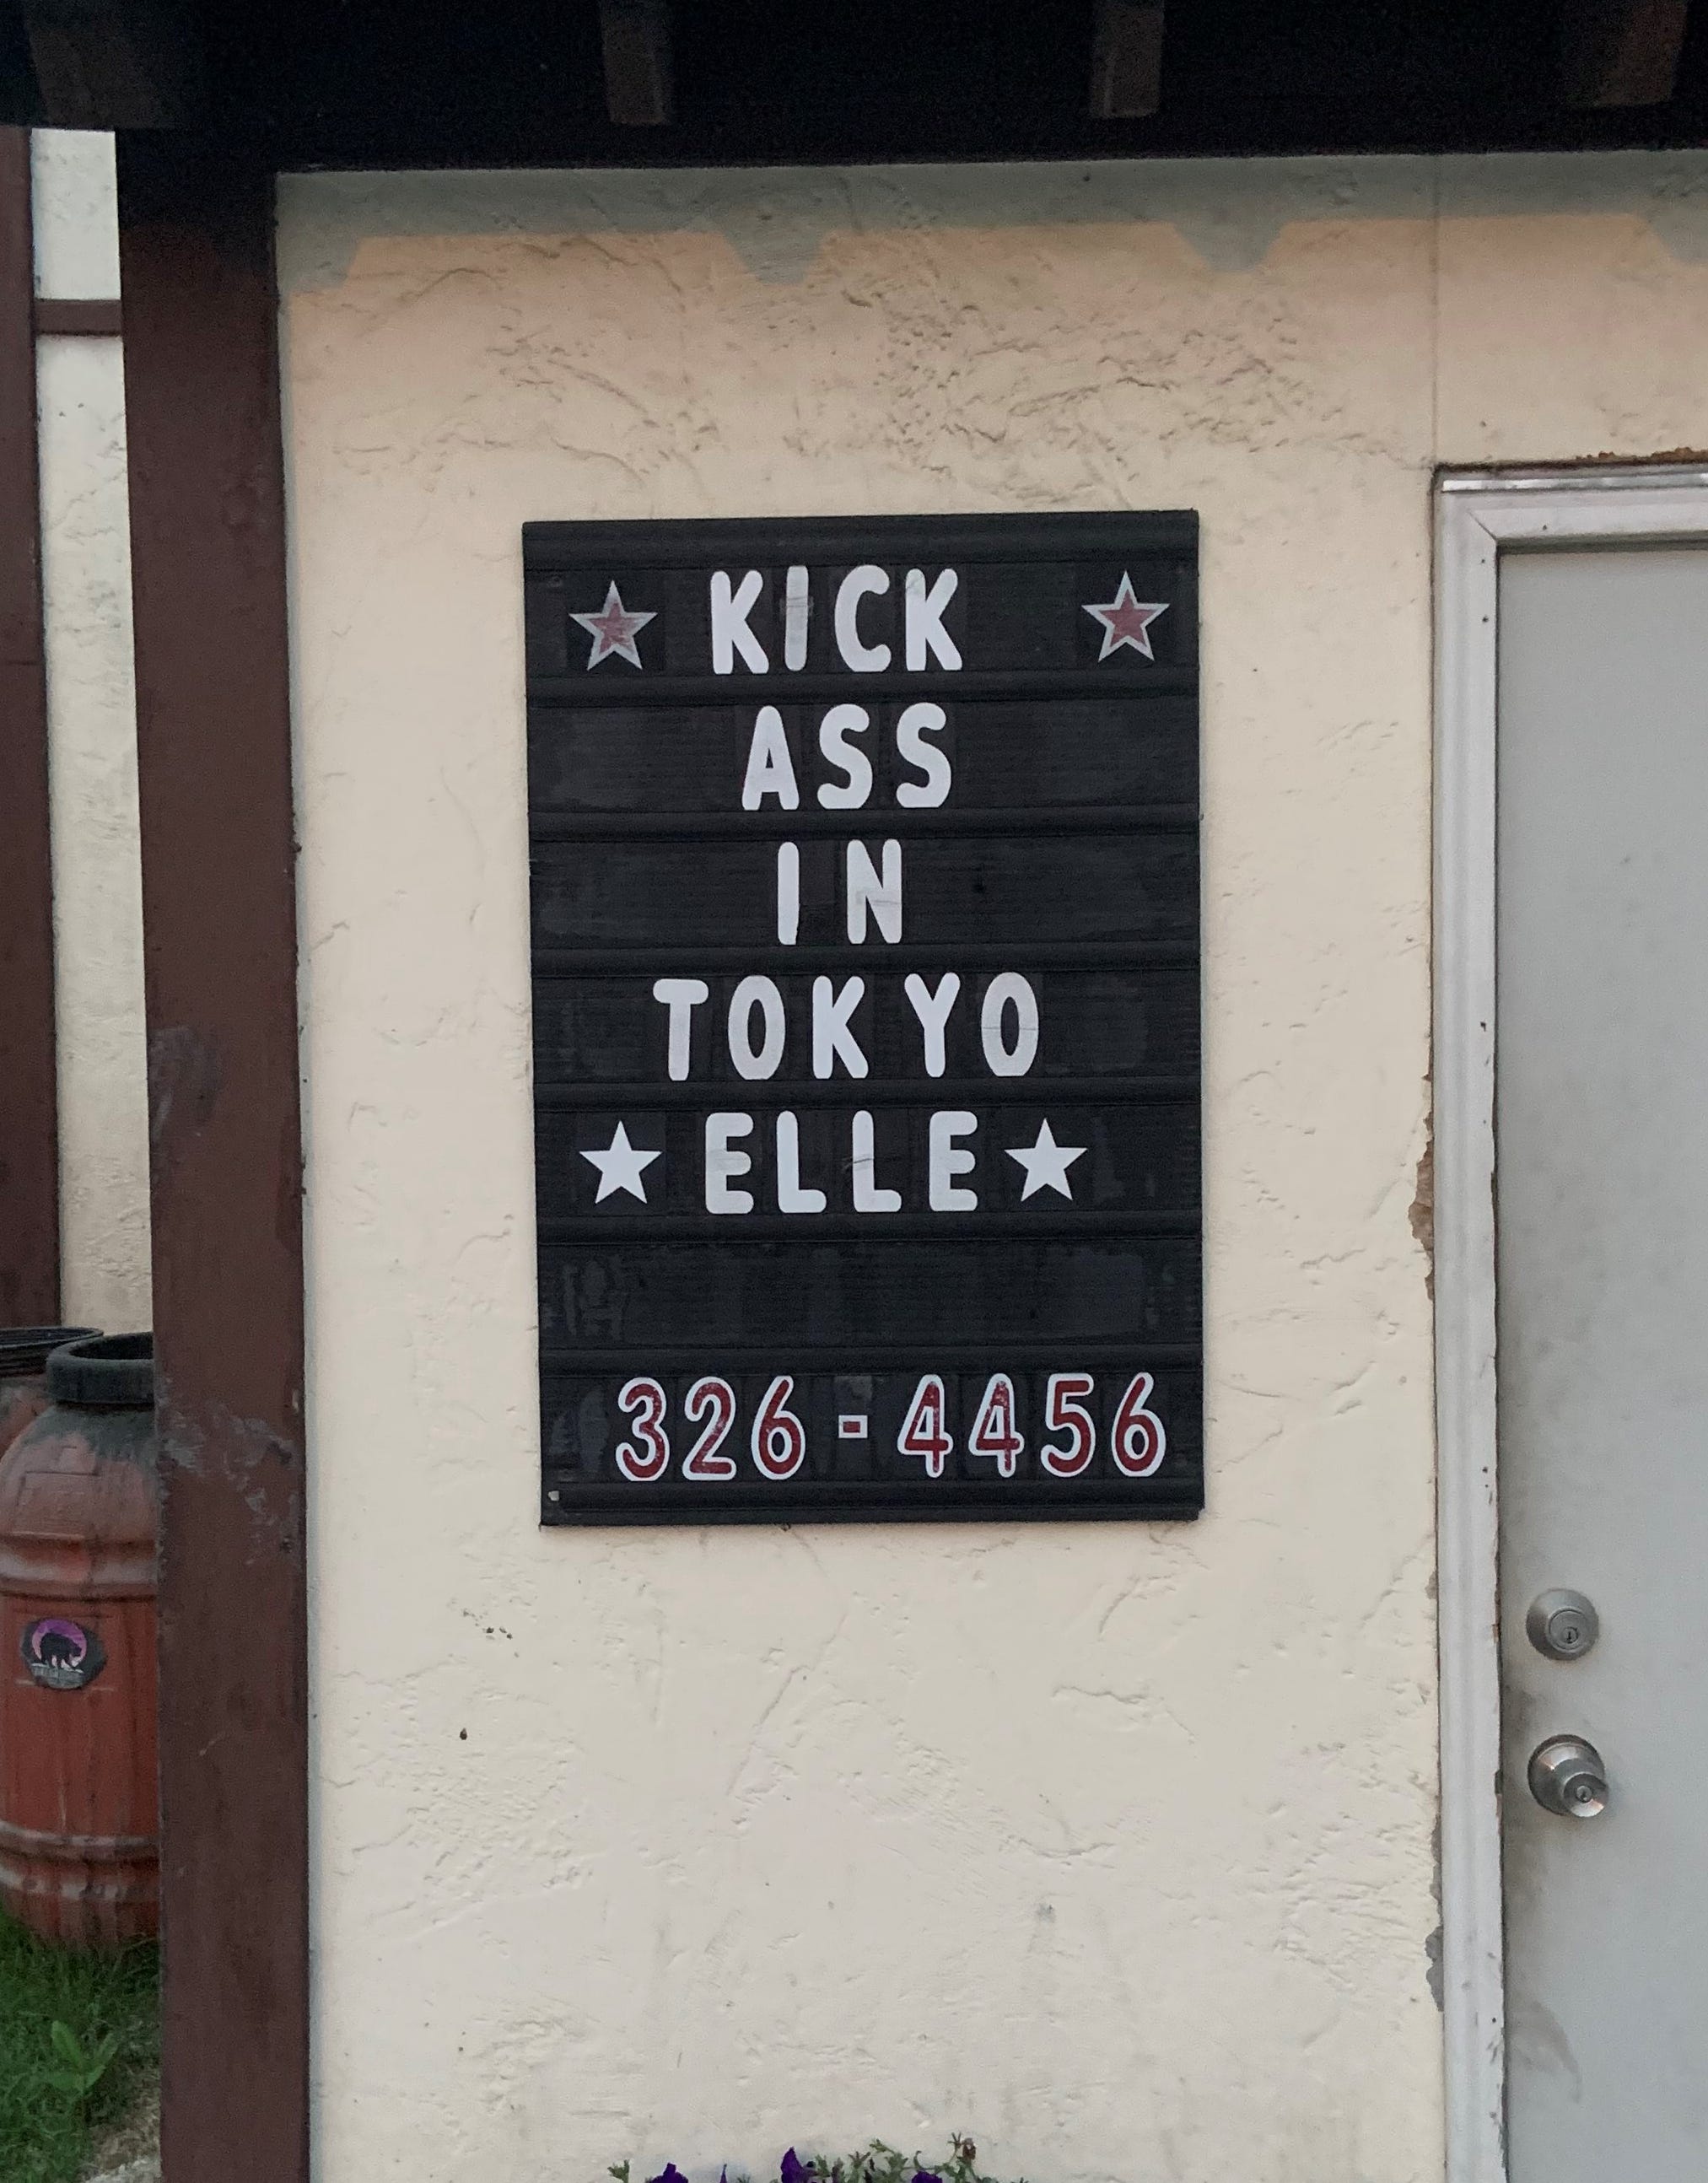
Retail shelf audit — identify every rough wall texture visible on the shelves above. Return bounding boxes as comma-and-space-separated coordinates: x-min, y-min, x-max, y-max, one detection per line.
281, 153, 1708, 2183
33, 130, 151, 1334
32, 127, 118, 299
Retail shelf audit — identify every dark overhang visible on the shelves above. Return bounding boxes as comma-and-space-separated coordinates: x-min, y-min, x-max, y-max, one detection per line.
3, 0, 1707, 170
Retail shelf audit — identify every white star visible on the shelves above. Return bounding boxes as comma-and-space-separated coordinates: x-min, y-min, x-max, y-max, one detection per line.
571, 581, 656, 671
580, 1121, 661, 1203
1081, 572, 1168, 662
1005, 1120, 1086, 1200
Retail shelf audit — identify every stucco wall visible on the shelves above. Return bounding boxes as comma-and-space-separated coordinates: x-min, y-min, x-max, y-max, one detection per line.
282, 153, 1708, 2183
32, 130, 152, 1334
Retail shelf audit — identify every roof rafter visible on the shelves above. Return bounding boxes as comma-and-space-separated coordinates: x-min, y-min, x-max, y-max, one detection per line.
600, 0, 674, 127
1089, 0, 1166, 120
1559, 0, 1691, 106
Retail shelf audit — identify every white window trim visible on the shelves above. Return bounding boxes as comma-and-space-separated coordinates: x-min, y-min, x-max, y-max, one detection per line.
1436, 465, 1708, 2183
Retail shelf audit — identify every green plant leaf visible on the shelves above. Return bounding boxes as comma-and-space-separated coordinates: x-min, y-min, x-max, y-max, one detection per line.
49, 2020, 84, 2067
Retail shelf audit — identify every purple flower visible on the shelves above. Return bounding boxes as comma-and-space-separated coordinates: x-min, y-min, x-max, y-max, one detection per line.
646, 2166, 689, 2183
780, 2151, 811, 2183
911, 2173, 942, 2182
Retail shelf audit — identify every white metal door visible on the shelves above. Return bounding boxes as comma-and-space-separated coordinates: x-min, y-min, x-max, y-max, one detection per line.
1496, 543, 1708, 2178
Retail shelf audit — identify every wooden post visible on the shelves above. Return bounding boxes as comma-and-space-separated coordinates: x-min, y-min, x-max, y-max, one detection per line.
116, 134, 308, 2183
0, 127, 61, 1325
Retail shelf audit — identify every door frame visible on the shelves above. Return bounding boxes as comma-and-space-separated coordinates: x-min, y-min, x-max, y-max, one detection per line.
1436, 463, 1708, 2183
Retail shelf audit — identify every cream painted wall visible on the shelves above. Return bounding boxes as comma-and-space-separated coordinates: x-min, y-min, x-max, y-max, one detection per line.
281, 153, 1708, 2183
32, 130, 151, 1334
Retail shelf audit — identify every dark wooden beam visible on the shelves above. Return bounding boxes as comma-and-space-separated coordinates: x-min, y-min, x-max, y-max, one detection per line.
1559, 0, 1690, 105
117, 135, 307, 2183
0, 127, 60, 1326
1090, 0, 1166, 119
599, 0, 674, 126
34, 295, 122, 335
23, 0, 203, 128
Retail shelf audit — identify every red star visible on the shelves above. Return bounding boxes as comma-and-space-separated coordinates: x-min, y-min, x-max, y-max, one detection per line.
1082, 573, 1168, 661
571, 581, 656, 670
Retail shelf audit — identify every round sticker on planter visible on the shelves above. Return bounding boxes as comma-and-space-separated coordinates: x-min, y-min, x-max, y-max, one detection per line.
21, 1616, 105, 1691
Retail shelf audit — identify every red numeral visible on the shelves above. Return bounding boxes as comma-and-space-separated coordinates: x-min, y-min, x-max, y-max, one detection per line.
751, 1374, 806, 1480
682, 1376, 737, 1480
1040, 1372, 1096, 1477
1112, 1372, 1167, 1478
968, 1373, 1024, 1478
615, 1376, 670, 1482
897, 1373, 953, 1479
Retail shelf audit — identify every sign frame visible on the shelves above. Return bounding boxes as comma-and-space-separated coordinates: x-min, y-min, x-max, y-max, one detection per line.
525, 510, 1202, 1524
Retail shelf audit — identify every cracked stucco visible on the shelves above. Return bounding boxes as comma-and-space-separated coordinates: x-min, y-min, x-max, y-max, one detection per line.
284, 152, 1708, 2183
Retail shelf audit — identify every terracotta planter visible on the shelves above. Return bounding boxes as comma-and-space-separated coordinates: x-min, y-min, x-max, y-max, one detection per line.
0, 1326, 99, 1458
0, 1333, 158, 1949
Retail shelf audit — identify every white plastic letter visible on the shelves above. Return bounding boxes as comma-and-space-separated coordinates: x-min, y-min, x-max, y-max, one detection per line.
784, 563, 811, 671
682, 1377, 738, 1480
774, 1112, 827, 1214
1039, 1373, 1096, 1479
846, 839, 903, 945
850, 1110, 902, 1213
902, 971, 961, 1078
1112, 1372, 1167, 1478
775, 843, 800, 946
903, 568, 962, 671
704, 1113, 755, 1214
929, 1110, 979, 1211
897, 1373, 952, 1476
741, 706, 798, 810
816, 703, 874, 808
614, 1377, 671, 1481
728, 975, 786, 1081
895, 701, 952, 807
834, 565, 891, 672
811, 975, 869, 1079
651, 977, 709, 1081
751, 1375, 806, 1479
711, 569, 768, 674
980, 972, 1039, 1077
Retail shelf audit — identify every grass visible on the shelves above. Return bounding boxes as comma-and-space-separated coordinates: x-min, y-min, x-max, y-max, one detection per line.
0, 1911, 158, 2183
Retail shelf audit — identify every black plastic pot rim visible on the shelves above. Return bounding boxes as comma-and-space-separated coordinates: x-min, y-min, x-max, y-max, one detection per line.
46, 1333, 155, 1410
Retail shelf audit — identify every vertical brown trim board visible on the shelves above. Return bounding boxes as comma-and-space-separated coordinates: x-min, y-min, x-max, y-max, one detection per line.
116, 136, 308, 2183
0, 127, 61, 1323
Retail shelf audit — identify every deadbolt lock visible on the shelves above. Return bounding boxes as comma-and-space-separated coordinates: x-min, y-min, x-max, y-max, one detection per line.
1528, 1735, 1609, 1819
1527, 1588, 1600, 1661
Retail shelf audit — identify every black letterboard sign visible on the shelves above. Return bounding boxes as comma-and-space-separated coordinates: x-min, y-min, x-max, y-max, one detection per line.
525, 513, 1201, 1523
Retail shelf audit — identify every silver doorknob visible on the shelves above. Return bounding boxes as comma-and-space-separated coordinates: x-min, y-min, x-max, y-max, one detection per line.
1528, 1735, 1608, 1819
